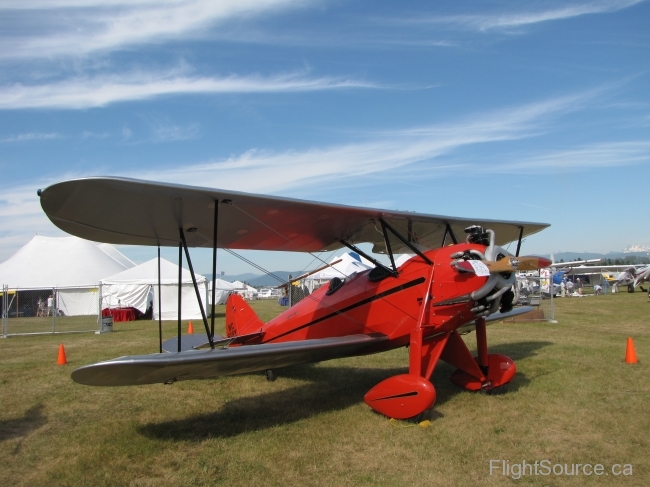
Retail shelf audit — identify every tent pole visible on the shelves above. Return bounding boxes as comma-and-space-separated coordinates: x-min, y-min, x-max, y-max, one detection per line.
178, 239, 182, 352
180, 228, 214, 349
158, 245, 162, 353
211, 200, 218, 339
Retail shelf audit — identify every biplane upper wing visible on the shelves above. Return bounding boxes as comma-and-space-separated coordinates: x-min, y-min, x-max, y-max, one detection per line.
71, 334, 388, 386
39, 177, 549, 253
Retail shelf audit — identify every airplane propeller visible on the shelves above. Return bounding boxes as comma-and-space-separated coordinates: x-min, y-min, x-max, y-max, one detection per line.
454, 256, 551, 275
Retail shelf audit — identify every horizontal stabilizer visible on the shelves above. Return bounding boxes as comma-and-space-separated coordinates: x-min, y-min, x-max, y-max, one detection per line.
71, 334, 388, 386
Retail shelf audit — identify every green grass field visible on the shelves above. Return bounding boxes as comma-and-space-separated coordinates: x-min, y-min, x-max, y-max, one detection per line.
1, 294, 648, 486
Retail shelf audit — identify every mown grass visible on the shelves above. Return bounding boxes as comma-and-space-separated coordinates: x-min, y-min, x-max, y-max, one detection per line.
1, 295, 648, 486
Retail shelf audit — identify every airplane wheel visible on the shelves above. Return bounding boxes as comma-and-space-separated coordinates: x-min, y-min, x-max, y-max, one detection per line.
628, 285, 635, 293
265, 369, 276, 382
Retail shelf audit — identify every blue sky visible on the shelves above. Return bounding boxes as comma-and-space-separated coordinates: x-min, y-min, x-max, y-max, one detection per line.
1, 0, 648, 276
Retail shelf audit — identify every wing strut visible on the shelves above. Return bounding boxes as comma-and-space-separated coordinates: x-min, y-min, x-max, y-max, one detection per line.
515, 226, 524, 257
210, 200, 218, 339
379, 219, 398, 272
339, 240, 398, 278
442, 223, 458, 247
379, 218, 433, 266
180, 228, 215, 350
157, 245, 162, 353
177, 240, 182, 352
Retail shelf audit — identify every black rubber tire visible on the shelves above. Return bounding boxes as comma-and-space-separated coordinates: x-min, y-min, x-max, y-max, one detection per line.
265, 369, 276, 382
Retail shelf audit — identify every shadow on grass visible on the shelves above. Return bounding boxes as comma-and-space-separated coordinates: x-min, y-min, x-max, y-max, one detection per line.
0, 404, 47, 442
488, 340, 553, 362
139, 366, 406, 441
138, 340, 551, 441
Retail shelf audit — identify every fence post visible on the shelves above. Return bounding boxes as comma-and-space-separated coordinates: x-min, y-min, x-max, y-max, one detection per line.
2, 284, 7, 337
288, 275, 292, 307
98, 283, 103, 332
549, 269, 556, 322
51, 287, 56, 333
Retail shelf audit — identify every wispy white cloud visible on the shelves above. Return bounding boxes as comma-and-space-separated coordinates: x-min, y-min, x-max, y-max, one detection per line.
151, 121, 200, 142
486, 141, 650, 173
0, 183, 56, 259
82, 131, 110, 139
0, 132, 59, 143
0, 0, 311, 60
133, 91, 604, 193
0, 70, 374, 110
2, 92, 648, 261
410, 0, 645, 32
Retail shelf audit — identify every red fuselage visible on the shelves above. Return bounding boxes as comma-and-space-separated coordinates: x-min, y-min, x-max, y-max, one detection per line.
259, 243, 488, 350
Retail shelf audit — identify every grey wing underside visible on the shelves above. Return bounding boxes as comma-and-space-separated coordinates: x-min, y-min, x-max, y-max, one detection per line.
40, 177, 549, 254
455, 306, 535, 335
71, 334, 388, 386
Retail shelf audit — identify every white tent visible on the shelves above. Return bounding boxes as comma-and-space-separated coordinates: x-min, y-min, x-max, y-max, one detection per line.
207, 278, 241, 305
394, 254, 415, 268
0, 235, 134, 316
231, 280, 258, 299
100, 258, 208, 320
309, 252, 373, 280
0, 235, 134, 288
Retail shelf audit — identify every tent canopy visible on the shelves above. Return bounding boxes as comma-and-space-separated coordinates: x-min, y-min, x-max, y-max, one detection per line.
100, 258, 207, 320
101, 258, 206, 286
0, 235, 134, 289
208, 278, 241, 292
309, 252, 373, 280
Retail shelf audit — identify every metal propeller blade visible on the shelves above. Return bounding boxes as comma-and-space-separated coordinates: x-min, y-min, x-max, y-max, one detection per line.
454, 256, 551, 274
483, 256, 551, 273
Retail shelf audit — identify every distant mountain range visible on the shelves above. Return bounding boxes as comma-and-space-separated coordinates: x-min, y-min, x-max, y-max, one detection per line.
622, 245, 650, 253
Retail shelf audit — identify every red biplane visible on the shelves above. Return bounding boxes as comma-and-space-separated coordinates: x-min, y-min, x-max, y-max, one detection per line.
39, 177, 550, 420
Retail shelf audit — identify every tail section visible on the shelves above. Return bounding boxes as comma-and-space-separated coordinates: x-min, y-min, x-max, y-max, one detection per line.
225, 294, 265, 338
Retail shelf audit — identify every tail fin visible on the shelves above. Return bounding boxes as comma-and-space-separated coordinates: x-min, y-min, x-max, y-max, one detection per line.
225, 293, 265, 337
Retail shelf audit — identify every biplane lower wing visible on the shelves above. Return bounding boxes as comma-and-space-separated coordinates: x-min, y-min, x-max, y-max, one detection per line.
456, 306, 534, 334
71, 334, 388, 386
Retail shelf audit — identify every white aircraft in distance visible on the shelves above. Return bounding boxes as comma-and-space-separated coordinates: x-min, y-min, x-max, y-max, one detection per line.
633, 266, 650, 289
606, 265, 650, 293
559, 264, 649, 293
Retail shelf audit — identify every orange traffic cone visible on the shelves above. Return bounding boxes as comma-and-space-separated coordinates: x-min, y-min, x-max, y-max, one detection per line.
57, 344, 67, 365
187, 321, 194, 334
625, 337, 638, 364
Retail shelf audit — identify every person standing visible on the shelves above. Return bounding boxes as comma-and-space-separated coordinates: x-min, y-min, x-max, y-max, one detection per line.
576, 278, 584, 296
566, 279, 575, 296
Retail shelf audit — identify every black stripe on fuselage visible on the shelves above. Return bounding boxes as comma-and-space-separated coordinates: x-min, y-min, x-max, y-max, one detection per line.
266, 276, 426, 342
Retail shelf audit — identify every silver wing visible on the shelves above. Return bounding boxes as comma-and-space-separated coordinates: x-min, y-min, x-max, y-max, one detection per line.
39, 177, 549, 253
71, 334, 388, 386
